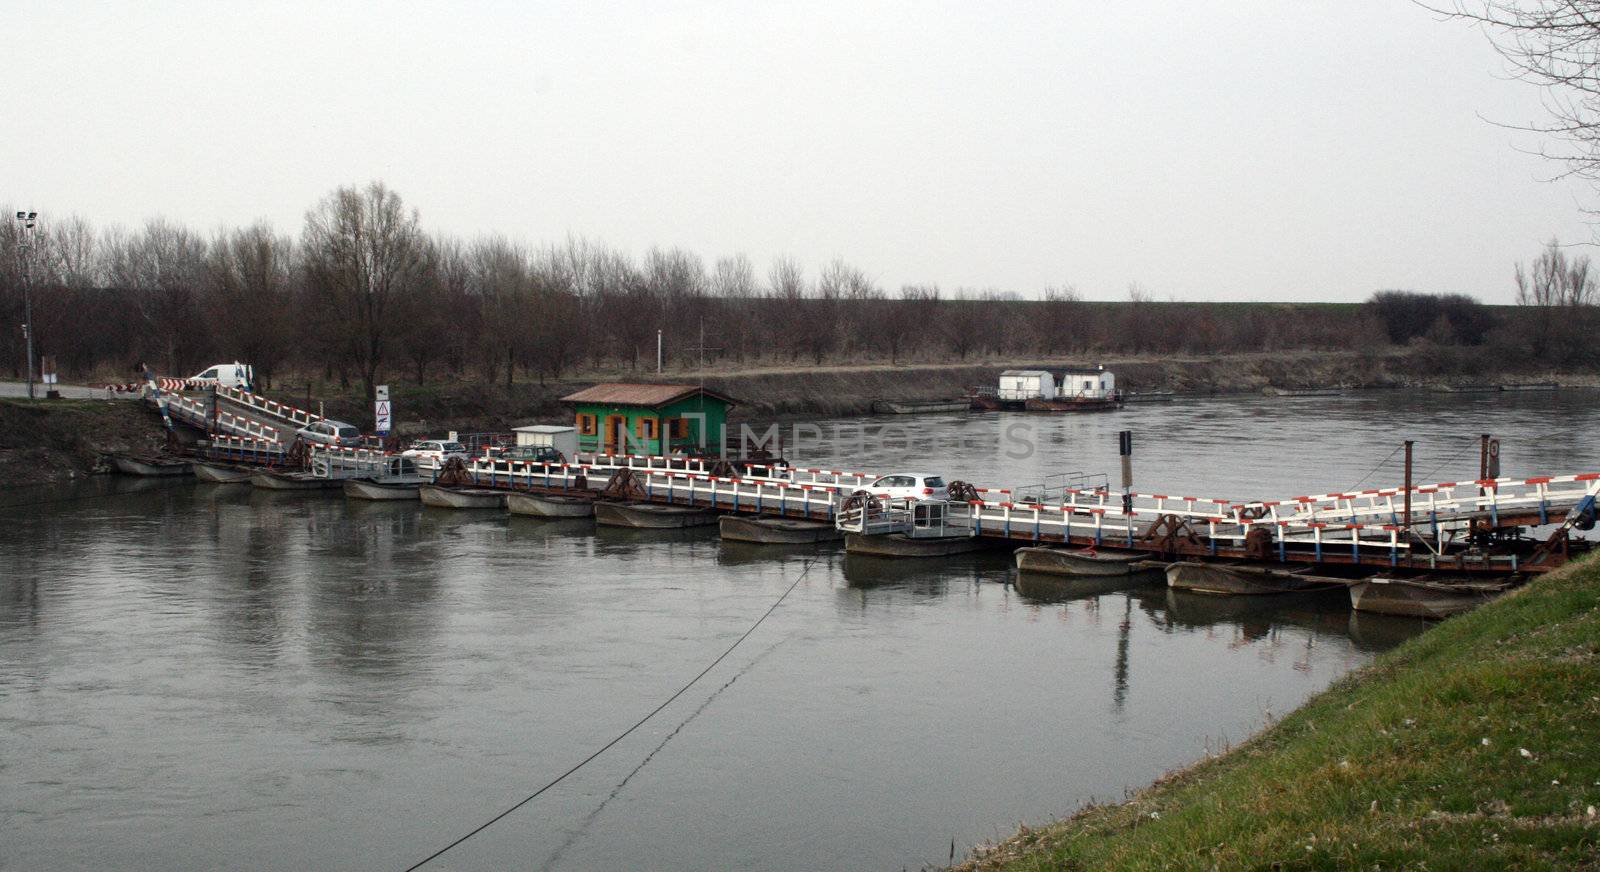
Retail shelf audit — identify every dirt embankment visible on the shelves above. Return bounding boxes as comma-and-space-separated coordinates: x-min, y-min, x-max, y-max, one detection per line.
0, 399, 168, 487
312, 347, 1594, 434
9, 347, 1575, 486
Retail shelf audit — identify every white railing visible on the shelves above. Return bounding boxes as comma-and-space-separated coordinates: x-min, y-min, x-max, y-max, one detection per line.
462, 457, 846, 517
837, 498, 975, 537
1241, 473, 1600, 530
641, 470, 841, 516
199, 435, 287, 464
309, 446, 403, 479
161, 393, 283, 442
216, 386, 325, 428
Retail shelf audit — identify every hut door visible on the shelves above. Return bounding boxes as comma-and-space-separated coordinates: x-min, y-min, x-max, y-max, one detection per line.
604, 415, 627, 454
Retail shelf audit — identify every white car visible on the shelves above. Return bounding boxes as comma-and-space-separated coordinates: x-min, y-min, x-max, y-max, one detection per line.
297, 419, 363, 447
401, 440, 468, 467
189, 361, 254, 390
865, 472, 950, 501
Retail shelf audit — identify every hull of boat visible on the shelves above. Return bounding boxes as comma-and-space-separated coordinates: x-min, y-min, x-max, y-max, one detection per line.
844, 532, 984, 557
1267, 388, 1344, 397
719, 514, 842, 544
594, 501, 716, 528
112, 455, 192, 477
1349, 577, 1508, 619
1022, 397, 1121, 412
1014, 571, 1155, 601
344, 479, 422, 501
251, 471, 340, 490
1014, 546, 1148, 577
872, 400, 969, 415
192, 462, 254, 483
1166, 561, 1351, 596
967, 396, 1015, 411
419, 484, 506, 509
507, 491, 595, 518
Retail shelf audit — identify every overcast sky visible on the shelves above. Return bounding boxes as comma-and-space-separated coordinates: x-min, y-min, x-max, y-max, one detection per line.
4, 1, 1595, 302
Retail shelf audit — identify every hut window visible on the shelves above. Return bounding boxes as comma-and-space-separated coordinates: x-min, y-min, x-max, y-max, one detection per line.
577, 413, 597, 436
671, 417, 689, 439
637, 417, 659, 439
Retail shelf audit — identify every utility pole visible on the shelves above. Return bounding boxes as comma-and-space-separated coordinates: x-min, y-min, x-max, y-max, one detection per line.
1402, 439, 1414, 530
14, 210, 38, 399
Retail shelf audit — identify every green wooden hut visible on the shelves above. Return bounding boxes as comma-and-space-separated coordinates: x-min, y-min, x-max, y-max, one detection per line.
561, 383, 739, 456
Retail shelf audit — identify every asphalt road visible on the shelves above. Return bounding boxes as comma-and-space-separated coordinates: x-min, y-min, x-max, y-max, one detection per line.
0, 380, 126, 399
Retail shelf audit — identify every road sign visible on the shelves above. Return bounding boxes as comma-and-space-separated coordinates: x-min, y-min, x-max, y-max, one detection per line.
375, 384, 389, 402
375, 399, 392, 436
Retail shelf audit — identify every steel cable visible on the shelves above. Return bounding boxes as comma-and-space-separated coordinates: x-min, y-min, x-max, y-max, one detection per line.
400, 556, 817, 871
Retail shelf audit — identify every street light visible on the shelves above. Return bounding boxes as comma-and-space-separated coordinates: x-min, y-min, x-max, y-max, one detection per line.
14, 210, 37, 400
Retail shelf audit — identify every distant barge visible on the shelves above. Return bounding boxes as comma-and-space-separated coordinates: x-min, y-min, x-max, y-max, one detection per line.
968, 366, 1123, 412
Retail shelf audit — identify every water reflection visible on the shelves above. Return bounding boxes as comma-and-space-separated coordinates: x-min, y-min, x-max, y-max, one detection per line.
7, 390, 1596, 872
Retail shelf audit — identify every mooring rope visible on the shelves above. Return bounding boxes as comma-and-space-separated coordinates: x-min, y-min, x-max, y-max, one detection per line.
400, 557, 817, 872
1343, 444, 1405, 493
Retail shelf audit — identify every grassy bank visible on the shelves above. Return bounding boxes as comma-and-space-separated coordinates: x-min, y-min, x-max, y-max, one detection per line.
0, 399, 166, 487
957, 557, 1600, 871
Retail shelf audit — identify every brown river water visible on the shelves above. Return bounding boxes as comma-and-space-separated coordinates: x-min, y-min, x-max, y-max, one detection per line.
3, 390, 1596, 871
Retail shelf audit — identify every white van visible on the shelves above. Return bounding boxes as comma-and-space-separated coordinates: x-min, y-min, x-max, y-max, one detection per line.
189, 362, 254, 390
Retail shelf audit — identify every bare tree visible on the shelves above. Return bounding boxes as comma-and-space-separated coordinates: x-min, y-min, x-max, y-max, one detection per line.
1437, 2, 1600, 182
102, 218, 211, 373
884, 283, 939, 364
767, 257, 808, 360
710, 254, 758, 361
301, 182, 426, 401
204, 223, 295, 387
1515, 237, 1596, 358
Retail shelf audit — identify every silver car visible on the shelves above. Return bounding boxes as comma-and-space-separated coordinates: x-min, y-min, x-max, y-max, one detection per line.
297, 419, 363, 447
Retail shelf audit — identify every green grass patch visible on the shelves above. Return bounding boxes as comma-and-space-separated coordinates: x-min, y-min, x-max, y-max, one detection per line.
960, 556, 1600, 871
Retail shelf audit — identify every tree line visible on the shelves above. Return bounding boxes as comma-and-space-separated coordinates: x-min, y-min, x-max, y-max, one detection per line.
0, 183, 1592, 398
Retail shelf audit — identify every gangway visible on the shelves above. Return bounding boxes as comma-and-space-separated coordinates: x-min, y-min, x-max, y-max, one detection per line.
836, 497, 975, 539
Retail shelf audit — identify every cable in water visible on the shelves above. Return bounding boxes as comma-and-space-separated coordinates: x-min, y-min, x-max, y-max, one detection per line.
401, 557, 817, 871
538, 636, 789, 872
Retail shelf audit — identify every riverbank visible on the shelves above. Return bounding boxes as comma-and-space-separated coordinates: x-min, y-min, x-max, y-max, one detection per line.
0, 399, 165, 487
954, 555, 1600, 871
298, 346, 1600, 434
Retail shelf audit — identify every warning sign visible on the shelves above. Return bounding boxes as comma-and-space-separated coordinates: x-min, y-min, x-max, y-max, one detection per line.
375, 400, 392, 436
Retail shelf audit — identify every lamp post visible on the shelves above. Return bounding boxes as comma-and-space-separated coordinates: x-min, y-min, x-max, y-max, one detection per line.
14, 210, 37, 400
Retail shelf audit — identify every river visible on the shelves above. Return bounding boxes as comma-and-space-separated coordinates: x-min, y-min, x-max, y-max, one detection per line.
3, 389, 1596, 871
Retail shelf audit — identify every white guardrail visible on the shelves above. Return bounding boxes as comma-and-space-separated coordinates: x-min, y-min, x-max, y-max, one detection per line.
216, 386, 325, 429
162, 393, 283, 442
1239, 473, 1600, 529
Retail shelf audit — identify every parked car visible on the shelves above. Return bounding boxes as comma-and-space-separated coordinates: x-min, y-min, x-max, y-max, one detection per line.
865, 472, 950, 501
491, 445, 565, 464
401, 440, 469, 466
189, 361, 254, 390
297, 419, 363, 447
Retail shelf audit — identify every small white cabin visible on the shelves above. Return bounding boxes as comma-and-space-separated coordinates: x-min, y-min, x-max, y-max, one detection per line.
514, 424, 578, 459
998, 369, 1056, 401
1060, 366, 1116, 399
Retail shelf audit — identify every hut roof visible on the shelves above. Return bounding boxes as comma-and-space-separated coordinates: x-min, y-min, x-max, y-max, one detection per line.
560, 383, 739, 409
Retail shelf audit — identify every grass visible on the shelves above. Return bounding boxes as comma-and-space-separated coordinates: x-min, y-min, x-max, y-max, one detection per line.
958, 555, 1600, 871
